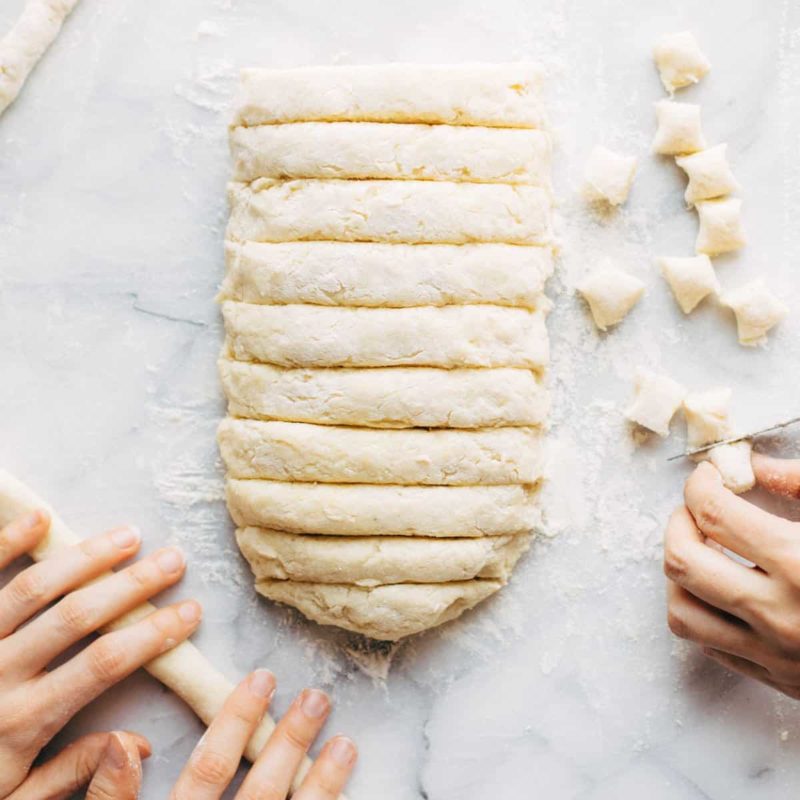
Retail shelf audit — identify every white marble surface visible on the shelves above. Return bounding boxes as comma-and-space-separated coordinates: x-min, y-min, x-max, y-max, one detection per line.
2, 0, 800, 797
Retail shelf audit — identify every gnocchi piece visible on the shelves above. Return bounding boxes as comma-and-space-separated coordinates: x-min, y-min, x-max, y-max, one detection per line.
683, 387, 733, 448
675, 144, 740, 206
576, 268, 645, 331
658, 254, 719, 314
706, 441, 755, 494
584, 145, 638, 206
625, 369, 687, 437
652, 100, 707, 156
721, 279, 788, 346
695, 197, 746, 256
653, 31, 711, 93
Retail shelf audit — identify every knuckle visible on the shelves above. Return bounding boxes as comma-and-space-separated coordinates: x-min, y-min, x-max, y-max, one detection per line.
126, 560, 157, 591
663, 542, 690, 583
282, 724, 313, 753
667, 608, 692, 640
694, 496, 724, 533
88, 639, 128, 682
8, 568, 48, 608
56, 597, 95, 634
190, 748, 236, 785
239, 780, 283, 800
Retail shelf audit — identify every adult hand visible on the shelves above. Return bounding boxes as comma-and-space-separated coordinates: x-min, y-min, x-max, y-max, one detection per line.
665, 455, 800, 698
0, 509, 202, 796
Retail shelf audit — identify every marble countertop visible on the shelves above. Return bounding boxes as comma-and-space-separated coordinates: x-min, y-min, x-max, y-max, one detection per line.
2, 0, 800, 797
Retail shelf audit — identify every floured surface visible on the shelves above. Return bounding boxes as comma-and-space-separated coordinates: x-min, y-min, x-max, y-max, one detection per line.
3, 1, 800, 799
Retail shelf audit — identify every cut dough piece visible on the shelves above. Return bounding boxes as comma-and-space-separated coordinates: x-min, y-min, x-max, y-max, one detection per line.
653, 31, 711, 93
684, 388, 733, 448
576, 268, 645, 331
706, 441, 755, 494
721, 279, 788, 346
675, 144, 740, 206
222, 302, 550, 370
695, 197, 746, 256
0, 0, 80, 115
659, 254, 719, 313
230, 123, 552, 186
226, 179, 552, 245
219, 419, 546, 485
220, 241, 553, 309
226, 480, 542, 538
583, 145, 637, 206
652, 100, 706, 156
232, 63, 546, 128
219, 360, 550, 429
237, 527, 531, 586
254, 578, 504, 641
625, 369, 687, 437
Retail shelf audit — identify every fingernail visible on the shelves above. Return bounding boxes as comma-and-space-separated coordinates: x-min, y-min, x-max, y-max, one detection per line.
249, 669, 275, 698
329, 736, 356, 767
300, 689, 329, 719
105, 733, 129, 769
112, 526, 141, 549
157, 547, 185, 574
178, 600, 202, 623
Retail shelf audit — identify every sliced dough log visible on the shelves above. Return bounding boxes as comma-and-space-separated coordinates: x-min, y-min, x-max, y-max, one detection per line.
237, 527, 532, 586
230, 123, 552, 185
219, 360, 550, 429
219, 419, 545, 485
226, 179, 552, 245
253, 578, 504, 641
222, 302, 550, 370
221, 242, 553, 310
226, 480, 542, 538
232, 63, 546, 128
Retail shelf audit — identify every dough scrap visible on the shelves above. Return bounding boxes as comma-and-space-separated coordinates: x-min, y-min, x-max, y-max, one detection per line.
226, 179, 552, 245
652, 100, 706, 156
576, 268, 645, 331
232, 63, 546, 128
675, 144, 740, 206
706, 441, 755, 494
625, 369, 687, 437
222, 301, 550, 370
583, 145, 637, 206
230, 123, 552, 186
220, 241, 553, 309
219, 359, 550, 429
253, 579, 504, 641
237, 527, 531, 586
721, 279, 788, 346
695, 197, 746, 256
0, 0, 80, 115
658, 254, 719, 314
684, 388, 733, 448
219, 419, 546, 485
226, 480, 542, 538
653, 31, 711, 93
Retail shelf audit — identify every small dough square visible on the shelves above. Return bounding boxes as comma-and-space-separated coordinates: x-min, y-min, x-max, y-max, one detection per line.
684, 388, 733, 448
576, 268, 645, 331
652, 100, 706, 156
625, 369, 687, 437
695, 197, 746, 256
583, 145, 637, 206
675, 144, 740, 206
653, 31, 711, 93
721, 279, 788, 346
658, 254, 719, 314
707, 441, 755, 494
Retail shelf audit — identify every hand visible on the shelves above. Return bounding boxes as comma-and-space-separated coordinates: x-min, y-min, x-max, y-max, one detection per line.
665, 455, 800, 698
0, 510, 202, 797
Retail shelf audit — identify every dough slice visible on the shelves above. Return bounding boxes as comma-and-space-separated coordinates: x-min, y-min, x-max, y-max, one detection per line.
237, 527, 532, 586
220, 242, 553, 309
219, 419, 546, 485
218, 360, 550, 429
226, 179, 552, 245
230, 123, 552, 186
232, 63, 546, 128
222, 302, 550, 369
226, 480, 542, 537
253, 578, 504, 640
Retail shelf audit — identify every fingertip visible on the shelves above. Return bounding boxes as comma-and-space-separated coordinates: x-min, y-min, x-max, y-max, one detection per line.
177, 599, 203, 625
248, 668, 277, 700
327, 735, 358, 768
122, 731, 152, 759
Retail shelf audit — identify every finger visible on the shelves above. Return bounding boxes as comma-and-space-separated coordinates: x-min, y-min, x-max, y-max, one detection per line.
35, 600, 202, 740
0, 525, 142, 638
703, 647, 773, 682
86, 732, 145, 800
237, 688, 331, 800
0, 509, 49, 571
684, 461, 794, 570
6, 731, 150, 800
11, 546, 186, 677
751, 453, 800, 499
293, 736, 358, 800
664, 506, 770, 624
171, 669, 276, 800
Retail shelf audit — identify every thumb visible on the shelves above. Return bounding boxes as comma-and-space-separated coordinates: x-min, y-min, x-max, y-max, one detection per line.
751, 453, 800, 498
86, 732, 146, 800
